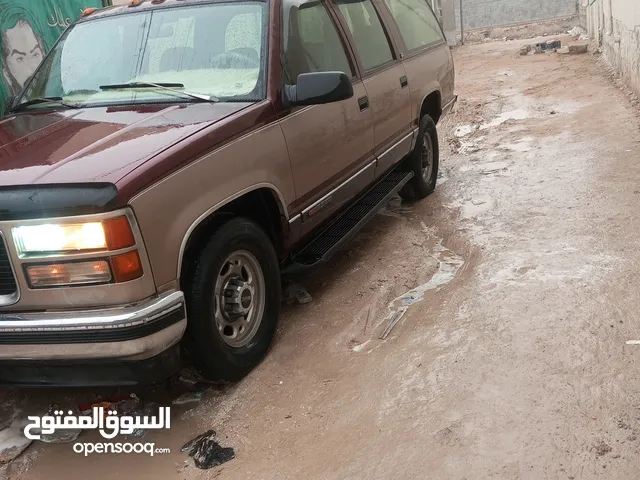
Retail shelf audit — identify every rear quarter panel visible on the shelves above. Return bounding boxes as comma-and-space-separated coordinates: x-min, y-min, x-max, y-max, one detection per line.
403, 43, 454, 123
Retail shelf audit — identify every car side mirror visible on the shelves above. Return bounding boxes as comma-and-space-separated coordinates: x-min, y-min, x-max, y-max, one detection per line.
2, 95, 16, 116
285, 71, 353, 106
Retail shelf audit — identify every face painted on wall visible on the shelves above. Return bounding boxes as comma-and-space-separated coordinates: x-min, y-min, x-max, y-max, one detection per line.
2, 19, 44, 94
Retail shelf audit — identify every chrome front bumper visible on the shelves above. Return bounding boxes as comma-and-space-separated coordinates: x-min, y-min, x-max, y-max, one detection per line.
0, 291, 186, 361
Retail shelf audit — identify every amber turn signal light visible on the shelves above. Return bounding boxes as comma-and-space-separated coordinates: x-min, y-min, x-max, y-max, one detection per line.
26, 260, 111, 288
111, 250, 143, 283
104, 216, 135, 251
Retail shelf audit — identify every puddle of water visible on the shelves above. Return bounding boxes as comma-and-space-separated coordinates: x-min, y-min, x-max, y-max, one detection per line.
352, 239, 464, 352
477, 161, 509, 174
454, 124, 476, 137
500, 136, 534, 153
461, 197, 492, 218
438, 172, 449, 185
378, 196, 412, 218
481, 108, 531, 129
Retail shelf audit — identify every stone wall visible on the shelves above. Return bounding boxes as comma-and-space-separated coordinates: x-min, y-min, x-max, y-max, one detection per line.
452, 0, 578, 31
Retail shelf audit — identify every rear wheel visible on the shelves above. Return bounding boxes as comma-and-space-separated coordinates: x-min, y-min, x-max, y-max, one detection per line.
185, 217, 280, 382
399, 114, 439, 201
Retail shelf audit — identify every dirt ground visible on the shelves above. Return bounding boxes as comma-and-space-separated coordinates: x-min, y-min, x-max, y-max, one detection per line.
4, 36, 640, 479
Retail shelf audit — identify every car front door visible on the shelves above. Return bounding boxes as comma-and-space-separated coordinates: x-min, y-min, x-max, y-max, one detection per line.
333, 0, 412, 178
279, 0, 375, 238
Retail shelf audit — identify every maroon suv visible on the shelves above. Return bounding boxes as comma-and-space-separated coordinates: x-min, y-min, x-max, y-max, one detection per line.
0, 0, 455, 385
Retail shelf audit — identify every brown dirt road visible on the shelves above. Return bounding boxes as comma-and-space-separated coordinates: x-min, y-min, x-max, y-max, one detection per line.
4, 36, 640, 479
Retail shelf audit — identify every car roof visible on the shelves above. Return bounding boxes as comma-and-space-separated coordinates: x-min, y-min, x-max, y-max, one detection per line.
79, 0, 264, 23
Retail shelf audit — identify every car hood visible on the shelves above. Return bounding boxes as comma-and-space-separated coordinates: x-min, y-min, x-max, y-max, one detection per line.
0, 102, 250, 186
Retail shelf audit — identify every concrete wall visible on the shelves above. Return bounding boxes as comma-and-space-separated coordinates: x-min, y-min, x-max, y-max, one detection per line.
587, 0, 640, 97
452, 0, 578, 31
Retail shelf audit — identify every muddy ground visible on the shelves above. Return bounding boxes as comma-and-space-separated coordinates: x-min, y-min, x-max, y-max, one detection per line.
3, 36, 640, 479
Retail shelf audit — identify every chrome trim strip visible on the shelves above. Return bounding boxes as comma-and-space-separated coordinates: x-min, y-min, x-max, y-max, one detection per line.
288, 214, 301, 225
0, 320, 186, 361
377, 130, 415, 161
0, 231, 20, 307
301, 159, 376, 221
0, 290, 184, 331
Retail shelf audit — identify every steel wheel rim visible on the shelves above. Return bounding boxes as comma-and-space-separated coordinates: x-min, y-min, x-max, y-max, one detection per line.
421, 132, 434, 182
213, 250, 265, 348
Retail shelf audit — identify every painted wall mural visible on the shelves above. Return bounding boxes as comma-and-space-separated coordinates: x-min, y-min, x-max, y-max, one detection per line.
0, 0, 103, 114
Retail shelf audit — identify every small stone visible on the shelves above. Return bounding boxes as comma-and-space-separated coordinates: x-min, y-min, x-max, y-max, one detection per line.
569, 44, 588, 54
519, 45, 531, 55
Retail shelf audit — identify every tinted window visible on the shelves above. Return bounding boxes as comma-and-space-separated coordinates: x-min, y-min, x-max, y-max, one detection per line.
337, 0, 393, 71
282, 1, 352, 85
384, 0, 444, 51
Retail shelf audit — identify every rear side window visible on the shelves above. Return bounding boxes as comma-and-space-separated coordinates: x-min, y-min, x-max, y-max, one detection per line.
384, 0, 444, 51
337, 0, 393, 71
282, 1, 353, 85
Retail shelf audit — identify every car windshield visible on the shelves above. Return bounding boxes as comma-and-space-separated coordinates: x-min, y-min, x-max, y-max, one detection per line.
18, 2, 267, 108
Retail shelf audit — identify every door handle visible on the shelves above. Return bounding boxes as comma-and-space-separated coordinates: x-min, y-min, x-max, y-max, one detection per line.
358, 95, 369, 111
400, 76, 408, 88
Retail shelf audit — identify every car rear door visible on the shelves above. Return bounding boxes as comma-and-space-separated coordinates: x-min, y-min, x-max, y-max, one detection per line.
379, 0, 454, 123
332, 0, 412, 178
278, 0, 375, 238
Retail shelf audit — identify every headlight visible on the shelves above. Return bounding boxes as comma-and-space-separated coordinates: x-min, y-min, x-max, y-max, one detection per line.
13, 223, 107, 254
13, 216, 134, 256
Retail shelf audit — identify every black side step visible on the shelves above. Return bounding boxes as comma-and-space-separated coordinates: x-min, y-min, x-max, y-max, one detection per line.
282, 169, 414, 278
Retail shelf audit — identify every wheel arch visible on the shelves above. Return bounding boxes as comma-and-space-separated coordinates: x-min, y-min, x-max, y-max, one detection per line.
419, 90, 442, 125
178, 185, 288, 288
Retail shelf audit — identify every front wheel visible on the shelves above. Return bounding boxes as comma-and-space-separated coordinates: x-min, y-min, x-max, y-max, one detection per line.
399, 114, 439, 201
185, 217, 281, 382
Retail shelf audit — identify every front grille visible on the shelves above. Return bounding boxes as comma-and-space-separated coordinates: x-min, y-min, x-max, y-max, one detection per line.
0, 236, 18, 296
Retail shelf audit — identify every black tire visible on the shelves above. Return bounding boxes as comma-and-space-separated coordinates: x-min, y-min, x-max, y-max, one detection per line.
185, 217, 281, 382
399, 114, 439, 201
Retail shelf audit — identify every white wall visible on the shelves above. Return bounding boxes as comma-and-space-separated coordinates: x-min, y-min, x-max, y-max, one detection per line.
587, 0, 640, 96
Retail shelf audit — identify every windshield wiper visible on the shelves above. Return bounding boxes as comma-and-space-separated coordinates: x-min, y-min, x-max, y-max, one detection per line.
10, 96, 80, 112
99, 82, 218, 103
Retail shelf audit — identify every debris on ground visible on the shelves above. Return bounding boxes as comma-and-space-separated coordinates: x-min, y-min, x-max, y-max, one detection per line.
182, 430, 235, 469
378, 309, 407, 340
594, 440, 612, 457
569, 44, 588, 55
567, 26, 587, 38
545, 40, 562, 50
36, 405, 81, 444
379, 196, 412, 218
78, 393, 140, 416
173, 392, 205, 405
519, 44, 531, 55
123, 402, 163, 439
0, 417, 31, 464
282, 282, 312, 305
178, 367, 201, 386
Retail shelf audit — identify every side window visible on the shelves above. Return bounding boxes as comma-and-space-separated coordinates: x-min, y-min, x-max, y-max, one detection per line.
337, 0, 393, 71
282, 1, 352, 85
384, 0, 444, 51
